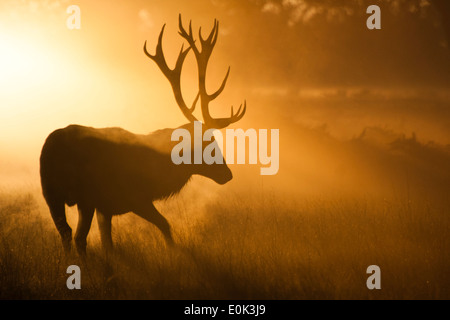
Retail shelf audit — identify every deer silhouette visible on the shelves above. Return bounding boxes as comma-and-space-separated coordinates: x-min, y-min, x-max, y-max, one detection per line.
40, 15, 246, 256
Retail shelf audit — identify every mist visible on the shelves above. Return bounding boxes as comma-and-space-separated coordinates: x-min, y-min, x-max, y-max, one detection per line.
0, 0, 449, 300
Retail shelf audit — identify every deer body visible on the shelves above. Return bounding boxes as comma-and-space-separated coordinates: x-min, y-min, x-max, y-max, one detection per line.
41, 124, 214, 211
40, 15, 246, 255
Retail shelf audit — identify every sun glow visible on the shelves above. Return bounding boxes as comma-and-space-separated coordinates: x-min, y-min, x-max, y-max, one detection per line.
0, 32, 59, 82
0, 31, 65, 118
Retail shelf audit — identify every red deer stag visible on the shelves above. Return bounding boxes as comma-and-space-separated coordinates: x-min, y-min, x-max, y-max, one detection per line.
40, 15, 246, 255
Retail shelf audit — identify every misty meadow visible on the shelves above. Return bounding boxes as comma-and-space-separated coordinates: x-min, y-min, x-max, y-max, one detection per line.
1, 123, 449, 299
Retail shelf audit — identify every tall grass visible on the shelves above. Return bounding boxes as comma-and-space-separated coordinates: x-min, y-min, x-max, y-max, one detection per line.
0, 187, 449, 299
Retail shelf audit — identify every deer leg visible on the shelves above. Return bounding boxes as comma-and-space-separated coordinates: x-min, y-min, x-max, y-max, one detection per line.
97, 211, 113, 254
48, 200, 72, 254
134, 203, 174, 246
74, 204, 95, 256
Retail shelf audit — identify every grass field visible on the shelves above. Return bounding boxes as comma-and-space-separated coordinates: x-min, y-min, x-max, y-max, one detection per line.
1, 183, 449, 300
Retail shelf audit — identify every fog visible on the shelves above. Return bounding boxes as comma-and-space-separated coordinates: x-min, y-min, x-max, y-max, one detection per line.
1, 0, 450, 300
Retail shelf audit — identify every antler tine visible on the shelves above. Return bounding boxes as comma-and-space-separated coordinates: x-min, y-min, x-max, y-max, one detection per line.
178, 14, 188, 38
173, 43, 191, 74
198, 19, 219, 62
231, 100, 247, 122
144, 21, 199, 123
143, 24, 170, 77
189, 20, 194, 39
178, 14, 199, 55
144, 23, 192, 83
199, 19, 219, 47
211, 20, 219, 47
208, 66, 230, 101
206, 100, 247, 129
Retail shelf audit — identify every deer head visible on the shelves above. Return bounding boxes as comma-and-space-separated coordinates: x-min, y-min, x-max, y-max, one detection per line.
143, 15, 247, 184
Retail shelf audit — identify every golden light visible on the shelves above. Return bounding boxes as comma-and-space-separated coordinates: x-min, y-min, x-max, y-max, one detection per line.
0, 31, 64, 117
0, 33, 58, 80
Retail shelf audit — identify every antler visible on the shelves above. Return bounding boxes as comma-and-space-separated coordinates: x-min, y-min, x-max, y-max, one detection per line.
143, 24, 200, 123
144, 15, 246, 128
178, 15, 246, 129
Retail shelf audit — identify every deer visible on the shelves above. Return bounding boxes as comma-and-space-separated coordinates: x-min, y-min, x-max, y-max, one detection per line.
40, 15, 246, 256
